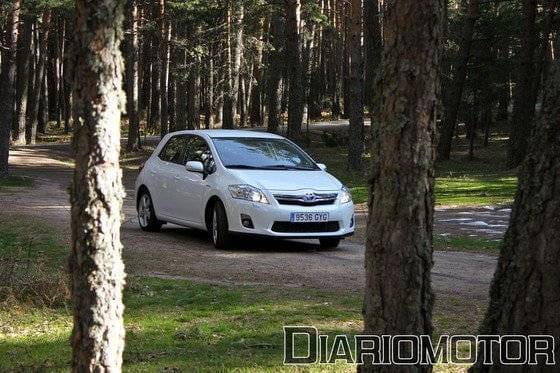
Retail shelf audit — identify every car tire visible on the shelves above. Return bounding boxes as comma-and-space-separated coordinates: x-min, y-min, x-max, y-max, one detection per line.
319, 238, 341, 249
211, 201, 231, 249
137, 190, 163, 232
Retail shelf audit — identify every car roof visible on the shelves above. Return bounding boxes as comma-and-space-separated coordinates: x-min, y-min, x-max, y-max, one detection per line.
168, 129, 284, 139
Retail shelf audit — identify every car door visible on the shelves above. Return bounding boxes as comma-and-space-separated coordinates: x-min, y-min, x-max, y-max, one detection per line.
169, 136, 213, 224
153, 135, 190, 219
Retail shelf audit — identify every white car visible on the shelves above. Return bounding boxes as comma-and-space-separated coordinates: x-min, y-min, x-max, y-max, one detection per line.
135, 130, 355, 249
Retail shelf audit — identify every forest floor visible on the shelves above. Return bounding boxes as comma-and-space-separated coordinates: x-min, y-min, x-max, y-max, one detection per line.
0, 129, 516, 371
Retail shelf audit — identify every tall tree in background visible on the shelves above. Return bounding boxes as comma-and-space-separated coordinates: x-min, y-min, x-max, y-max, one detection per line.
284, 0, 304, 141
70, 0, 126, 370
126, 0, 141, 152
347, 0, 364, 171
0, 0, 21, 177
471, 61, 560, 373
437, 0, 480, 161
27, 10, 52, 145
266, 7, 284, 133
363, 0, 382, 113
507, 0, 538, 168
361, 0, 441, 371
13, 16, 33, 146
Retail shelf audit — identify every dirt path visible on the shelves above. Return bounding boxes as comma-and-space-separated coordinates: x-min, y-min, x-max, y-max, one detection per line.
2, 143, 501, 300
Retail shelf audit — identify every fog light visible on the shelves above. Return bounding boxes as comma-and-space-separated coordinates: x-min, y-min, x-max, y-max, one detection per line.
350, 215, 355, 228
241, 214, 254, 229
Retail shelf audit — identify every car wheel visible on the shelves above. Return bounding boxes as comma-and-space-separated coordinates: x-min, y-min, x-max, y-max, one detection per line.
211, 201, 231, 249
319, 238, 341, 249
137, 190, 163, 232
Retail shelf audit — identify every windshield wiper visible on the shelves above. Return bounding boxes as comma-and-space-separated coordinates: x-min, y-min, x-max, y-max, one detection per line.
260, 165, 318, 171
226, 164, 317, 170
225, 165, 270, 169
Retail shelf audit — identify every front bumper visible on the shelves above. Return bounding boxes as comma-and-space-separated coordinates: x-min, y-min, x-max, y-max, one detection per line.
223, 196, 355, 239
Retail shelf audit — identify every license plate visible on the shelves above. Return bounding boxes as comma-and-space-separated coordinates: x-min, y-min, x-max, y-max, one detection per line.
290, 212, 329, 223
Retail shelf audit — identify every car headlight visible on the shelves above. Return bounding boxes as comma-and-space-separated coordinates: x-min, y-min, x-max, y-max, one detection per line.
340, 186, 352, 204
228, 185, 269, 204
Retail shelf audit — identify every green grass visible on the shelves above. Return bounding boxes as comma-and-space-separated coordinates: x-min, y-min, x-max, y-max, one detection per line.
306, 136, 517, 206
434, 235, 501, 255
0, 215, 484, 372
0, 175, 33, 189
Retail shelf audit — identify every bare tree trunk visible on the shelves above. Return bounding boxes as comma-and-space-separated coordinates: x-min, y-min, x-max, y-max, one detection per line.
266, 9, 284, 133
363, 0, 382, 113
232, 3, 244, 124
347, 0, 364, 171
38, 68, 49, 133
0, 0, 21, 177
361, 0, 441, 371
27, 10, 52, 145
126, 0, 141, 152
507, 0, 548, 168
13, 16, 33, 146
284, 0, 304, 141
437, 0, 480, 161
471, 62, 560, 373
149, 2, 162, 132
159, 2, 169, 137
223, 2, 235, 129
70, 0, 126, 370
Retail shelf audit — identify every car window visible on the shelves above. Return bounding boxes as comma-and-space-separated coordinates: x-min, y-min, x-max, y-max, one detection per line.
159, 135, 189, 165
185, 136, 211, 163
185, 136, 216, 173
211, 137, 318, 170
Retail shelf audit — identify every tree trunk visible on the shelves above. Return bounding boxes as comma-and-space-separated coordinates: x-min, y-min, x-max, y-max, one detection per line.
159, 2, 169, 137
471, 61, 560, 373
126, 0, 141, 152
284, 0, 304, 141
347, 0, 364, 172
149, 2, 162, 132
360, 0, 441, 372
363, 0, 382, 113
0, 0, 21, 177
507, 0, 548, 168
27, 10, 52, 145
266, 10, 284, 133
223, 2, 235, 129
437, 0, 480, 161
13, 16, 33, 146
38, 69, 49, 134
70, 0, 126, 371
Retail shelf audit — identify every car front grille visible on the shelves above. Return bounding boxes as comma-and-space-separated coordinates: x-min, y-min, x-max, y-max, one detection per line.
273, 193, 338, 206
271, 221, 340, 233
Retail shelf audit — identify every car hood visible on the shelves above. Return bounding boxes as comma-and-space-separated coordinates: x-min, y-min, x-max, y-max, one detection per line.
227, 169, 342, 192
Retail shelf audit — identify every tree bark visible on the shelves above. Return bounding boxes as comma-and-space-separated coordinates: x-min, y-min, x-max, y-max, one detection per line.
223, 1, 235, 129
437, 0, 480, 161
159, 1, 169, 137
126, 0, 141, 152
26, 10, 51, 145
70, 0, 126, 370
266, 10, 284, 133
0, 0, 21, 177
284, 0, 304, 141
507, 0, 548, 168
471, 61, 560, 373
12, 16, 33, 146
363, 0, 382, 113
347, 0, 364, 171
361, 0, 441, 371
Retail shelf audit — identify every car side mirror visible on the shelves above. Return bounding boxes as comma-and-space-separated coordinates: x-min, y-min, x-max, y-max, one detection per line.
317, 163, 327, 171
185, 161, 204, 173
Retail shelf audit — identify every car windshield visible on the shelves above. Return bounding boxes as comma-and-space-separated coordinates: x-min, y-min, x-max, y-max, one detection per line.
212, 137, 319, 170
